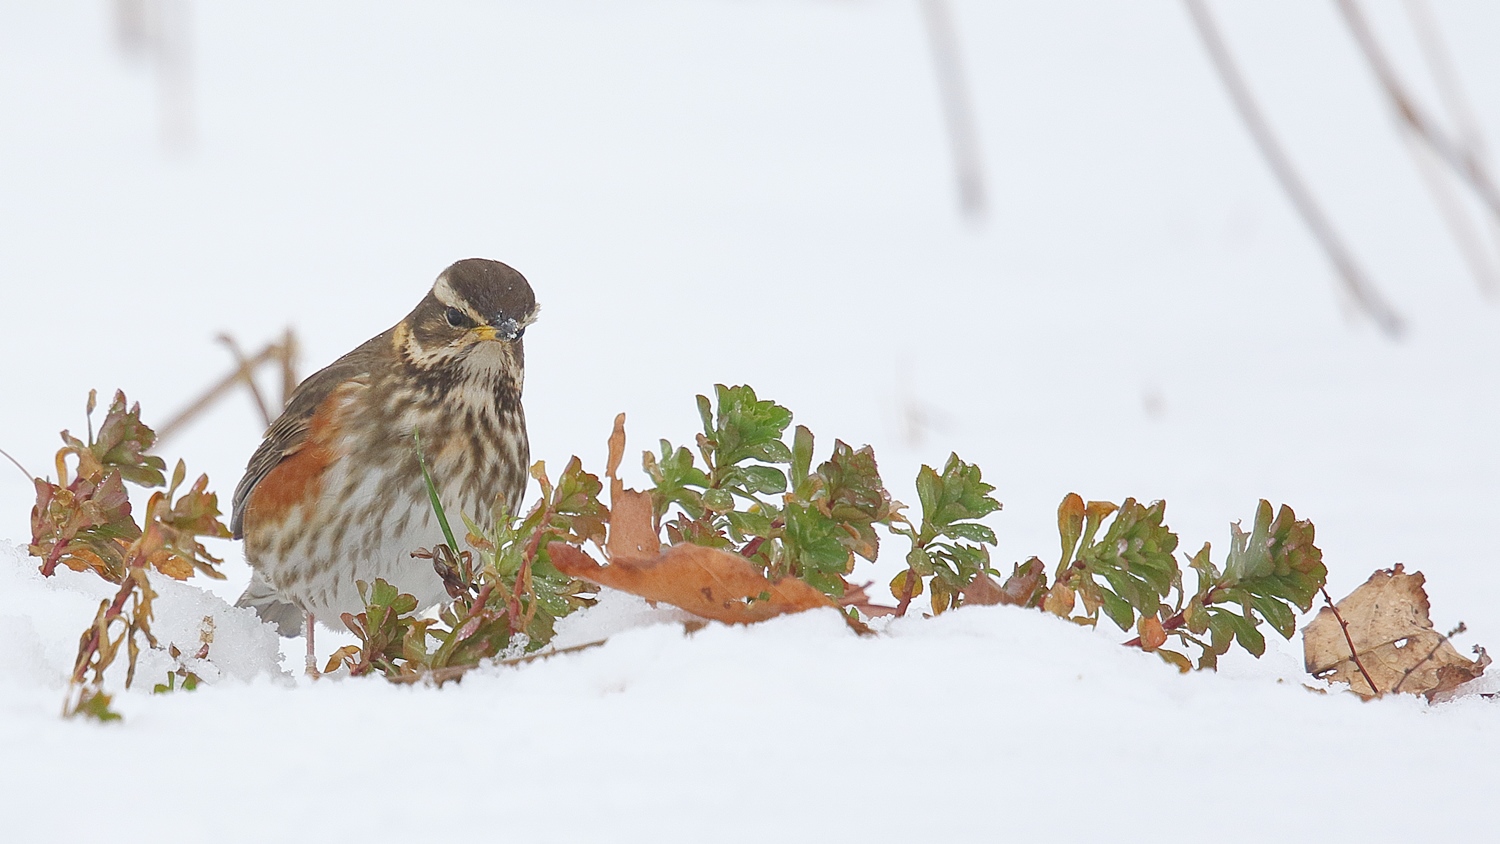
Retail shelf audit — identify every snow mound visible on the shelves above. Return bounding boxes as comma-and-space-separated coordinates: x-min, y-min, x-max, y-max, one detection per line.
0, 541, 288, 693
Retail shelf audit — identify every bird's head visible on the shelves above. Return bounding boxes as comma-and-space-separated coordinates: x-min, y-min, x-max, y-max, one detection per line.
397, 258, 539, 380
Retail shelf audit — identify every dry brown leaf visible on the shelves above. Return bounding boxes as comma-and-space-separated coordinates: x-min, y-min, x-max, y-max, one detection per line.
1043, 582, 1075, 617
961, 571, 1006, 606
606, 488, 660, 561
572, 411, 867, 632
603, 414, 661, 562
551, 543, 865, 630
1303, 564, 1490, 700
605, 412, 626, 481
977, 557, 1047, 608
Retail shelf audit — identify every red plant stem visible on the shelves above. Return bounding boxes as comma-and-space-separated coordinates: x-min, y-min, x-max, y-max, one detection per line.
1123, 586, 1227, 648
894, 568, 919, 616
1320, 586, 1380, 696
510, 499, 558, 625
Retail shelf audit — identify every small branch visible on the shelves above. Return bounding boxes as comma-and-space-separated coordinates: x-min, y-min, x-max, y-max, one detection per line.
1320, 585, 1380, 696
919, 0, 987, 218
156, 337, 288, 443
1183, 0, 1405, 338
0, 445, 33, 482
1341, 0, 1500, 296
217, 334, 275, 428
1336, 0, 1500, 223
278, 327, 299, 408
383, 639, 610, 685
1402, 0, 1500, 265
1399, 129, 1500, 295
1391, 621, 1464, 696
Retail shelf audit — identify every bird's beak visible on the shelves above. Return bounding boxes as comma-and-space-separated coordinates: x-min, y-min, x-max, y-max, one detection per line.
471, 317, 522, 343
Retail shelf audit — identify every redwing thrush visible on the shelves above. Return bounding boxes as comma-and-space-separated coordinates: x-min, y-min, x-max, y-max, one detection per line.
231, 258, 538, 641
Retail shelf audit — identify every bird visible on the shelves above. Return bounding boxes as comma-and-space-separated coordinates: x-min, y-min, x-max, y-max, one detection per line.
230, 258, 538, 667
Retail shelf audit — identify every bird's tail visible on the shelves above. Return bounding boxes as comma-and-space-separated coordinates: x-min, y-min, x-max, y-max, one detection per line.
235, 573, 307, 638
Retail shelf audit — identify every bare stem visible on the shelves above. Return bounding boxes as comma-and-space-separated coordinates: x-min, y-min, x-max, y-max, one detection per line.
71, 575, 138, 685
156, 332, 299, 444
919, 0, 987, 218
1337, 0, 1500, 223
1182, 0, 1405, 337
1342, 0, 1500, 295
1320, 585, 1380, 696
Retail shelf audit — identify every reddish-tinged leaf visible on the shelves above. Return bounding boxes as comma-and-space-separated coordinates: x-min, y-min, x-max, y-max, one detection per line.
1137, 616, 1167, 652
962, 571, 1006, 606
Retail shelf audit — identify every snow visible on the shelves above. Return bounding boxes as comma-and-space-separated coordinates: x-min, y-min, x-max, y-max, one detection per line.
2, 0, 1500, 840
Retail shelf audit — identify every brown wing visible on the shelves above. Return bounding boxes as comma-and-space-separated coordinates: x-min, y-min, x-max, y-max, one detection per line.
230, 329, 391, 538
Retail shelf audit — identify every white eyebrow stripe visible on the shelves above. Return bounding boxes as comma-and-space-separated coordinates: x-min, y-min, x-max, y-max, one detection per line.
432, 275, 460, 308
431, 275, 486, 323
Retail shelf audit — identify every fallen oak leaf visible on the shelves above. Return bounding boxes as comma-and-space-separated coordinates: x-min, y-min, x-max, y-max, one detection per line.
1303, 564, 1489, 700
550, 543, 867, 633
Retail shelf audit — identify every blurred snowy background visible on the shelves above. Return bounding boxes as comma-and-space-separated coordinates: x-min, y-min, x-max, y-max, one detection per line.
2, 1, 1498, 839
4, 0, 1498, 631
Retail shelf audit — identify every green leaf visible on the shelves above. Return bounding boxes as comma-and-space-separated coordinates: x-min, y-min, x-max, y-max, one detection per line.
710, 384, 793, 468
790, 425, 814, 487
71, 689, 123, 722
725, 509, 773, 539
1098, 588, 1135, 631
703, 488, 734, 513
1069, 498, 1178, 625
944, 522, 997, 544
696, 393, 715, 439
89, 391, 167, 488
735, 465, 788, 496
412, 428, 459, 553
783, 503, 851, 596
1058, 493, 1085, 569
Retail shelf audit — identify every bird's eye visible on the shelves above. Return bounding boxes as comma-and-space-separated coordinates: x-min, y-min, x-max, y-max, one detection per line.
445, 307, 473, 329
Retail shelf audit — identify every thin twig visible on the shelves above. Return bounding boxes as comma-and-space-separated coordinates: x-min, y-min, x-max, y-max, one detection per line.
217, 334, 275, 427
1336, 0, 1500, 223
0, 445, 34, 482
277, 327, 298, 408
1403, 0, 1500, 267
1183, 0, 1405, 338
155, 333, 297, 444
1391, 621, 1464, 696
383, 638, 610, 685
1398, 129, 1500, 295
1343, 0, 1500, 295
1320, 585, 1380, 696
919, 0, 987, 218
1403, 0, 1487, 157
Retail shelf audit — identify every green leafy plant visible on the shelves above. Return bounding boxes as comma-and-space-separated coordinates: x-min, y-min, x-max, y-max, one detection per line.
324, 457, 603, 681
889, 454, 1003, 615
19, 386, 1337, 704
645, 384, 999, 606
1009, 494, 1326, 671
26, 390, 230, 719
